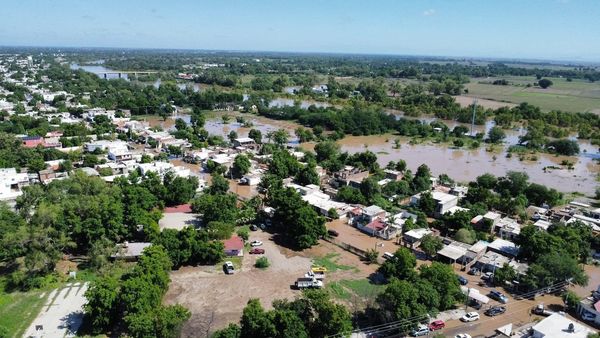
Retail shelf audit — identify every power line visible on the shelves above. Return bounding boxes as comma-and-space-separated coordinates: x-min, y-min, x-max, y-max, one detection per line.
327, 279, 571, 338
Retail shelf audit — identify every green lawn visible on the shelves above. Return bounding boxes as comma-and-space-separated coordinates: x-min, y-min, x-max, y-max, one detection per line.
327, 279, 385, 301
0, 287, 48, 338
312, 253, 355, 273
465, 76, 600, 112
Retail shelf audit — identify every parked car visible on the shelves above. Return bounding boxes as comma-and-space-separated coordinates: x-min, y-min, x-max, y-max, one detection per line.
312, 266, 328, 273
249, 224, 258, 231
327, 229, 339, 237
468, 299, 482, 310
468, 267, 480, 275
461, 312, 480, 322
488, 290, 509, 304
223, 261, 235, 274
428, 320, 445, 331
581, 312, 596, 321
383, 252, 394, 260
250, 248, 265, 254
457, 275, 468, 285
455, 334, 472, 338
485, 306, 506, 316
250, 240, 263, 247
411, 325, 430, 337
481, 272, 494, 280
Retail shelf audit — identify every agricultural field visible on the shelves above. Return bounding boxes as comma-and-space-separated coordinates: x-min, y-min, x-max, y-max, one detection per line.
465, 75, 600, 113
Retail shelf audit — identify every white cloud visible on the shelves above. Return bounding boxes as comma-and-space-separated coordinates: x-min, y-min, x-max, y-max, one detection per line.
423, 9, 436, 16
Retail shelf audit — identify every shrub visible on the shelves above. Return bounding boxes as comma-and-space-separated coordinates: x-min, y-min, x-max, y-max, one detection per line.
364, 249, 379, 264
255, 257, 270, 269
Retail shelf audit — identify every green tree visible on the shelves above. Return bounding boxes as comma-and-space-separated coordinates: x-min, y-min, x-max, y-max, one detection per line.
231, 154, 251, 179
240, 299, 276, 338
454, 228, 476, 244
208, 173, 230, 195
487, 126, 506, 143
418, 191, 436, 217
212, 324, 241, 338
314, 141, 340, 162
419, 262, 463, 310
84, 275, 121, 333
270, 187, 326, 249
248, 129, 262, 144
538, 78, 553, 89
378, 247, 417, 280
420, 234, 443, 258
295, 163, 320, 186
493, 263, 517, 286
562, 290, 581, 311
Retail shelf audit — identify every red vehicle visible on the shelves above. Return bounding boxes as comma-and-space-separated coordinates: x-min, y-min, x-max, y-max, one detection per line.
250, 248, 265, 254
428, 320, 445, 331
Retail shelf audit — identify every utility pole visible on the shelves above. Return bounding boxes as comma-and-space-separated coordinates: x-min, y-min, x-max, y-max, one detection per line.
470, 99, 478, 137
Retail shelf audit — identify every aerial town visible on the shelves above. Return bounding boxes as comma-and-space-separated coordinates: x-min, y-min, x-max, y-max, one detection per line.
1, 2, 600, 338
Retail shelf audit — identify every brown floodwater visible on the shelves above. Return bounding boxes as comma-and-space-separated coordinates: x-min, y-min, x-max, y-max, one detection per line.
334, 134, 598, 196
169, 113, 598, 195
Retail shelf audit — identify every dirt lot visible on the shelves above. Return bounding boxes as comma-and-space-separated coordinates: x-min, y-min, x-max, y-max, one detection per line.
164, 229, 377, 337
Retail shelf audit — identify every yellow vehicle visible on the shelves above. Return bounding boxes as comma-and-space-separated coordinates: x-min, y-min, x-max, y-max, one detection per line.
311, 266, 328, 273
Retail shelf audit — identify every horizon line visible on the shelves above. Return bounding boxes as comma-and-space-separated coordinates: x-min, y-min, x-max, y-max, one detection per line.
1, 44, 599, 67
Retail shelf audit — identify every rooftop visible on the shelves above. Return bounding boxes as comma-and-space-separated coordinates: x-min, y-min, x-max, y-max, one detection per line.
531, 313, 593, 338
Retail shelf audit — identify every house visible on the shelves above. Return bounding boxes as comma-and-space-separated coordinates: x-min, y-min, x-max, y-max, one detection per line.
449, 185, 469, 198
487, 238, 519, 258
534, 219, 551, 231
577, 284, 600, 326
474, 251, 511, 273
22, 136, 44, 148
437, 240, 470, 265
383, 169, 403, 181
403, 228, 432, 249
112, 242, 152, 261
530, 313, 593, 338
107, 143, 132, 161
286, 182, 349, 218
233, 137, 259, 151
223, 236, 244, 256
409, 191, 459, 218
463, 240, 489, 265
495, 217, 521, 241
332, 166, 369, 188
363, 205, 386, 223
0, 168, 29, 206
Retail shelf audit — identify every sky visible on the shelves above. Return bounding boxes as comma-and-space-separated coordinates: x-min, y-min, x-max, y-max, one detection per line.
1, 0, 600, 62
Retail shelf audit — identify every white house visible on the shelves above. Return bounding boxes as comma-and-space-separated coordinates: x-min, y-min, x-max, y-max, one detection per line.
530, 313, 593, 338
0, 168, 29, 207
410, 191, 459, 218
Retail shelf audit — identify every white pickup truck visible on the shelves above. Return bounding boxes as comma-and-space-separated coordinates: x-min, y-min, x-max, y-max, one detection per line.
295, 277, 323, 289
304, 271, 325, 280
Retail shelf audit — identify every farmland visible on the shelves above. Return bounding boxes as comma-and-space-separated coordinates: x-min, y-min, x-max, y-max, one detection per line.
464, 75, 600, 113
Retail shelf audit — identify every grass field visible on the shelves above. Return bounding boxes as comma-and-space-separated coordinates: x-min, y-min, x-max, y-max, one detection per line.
327, 279, 385, 301
312, 253, 356, 272
465, 76, 600, 113
0, 285, 48, 338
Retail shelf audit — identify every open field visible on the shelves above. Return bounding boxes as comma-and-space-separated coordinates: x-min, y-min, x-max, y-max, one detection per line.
0, 285, 48, 337
465, 76, 600, 113
164, 228, 379, 337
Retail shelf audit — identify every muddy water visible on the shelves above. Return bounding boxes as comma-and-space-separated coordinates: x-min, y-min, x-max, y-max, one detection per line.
164, 112, 597, 195
335, 134, 598, 195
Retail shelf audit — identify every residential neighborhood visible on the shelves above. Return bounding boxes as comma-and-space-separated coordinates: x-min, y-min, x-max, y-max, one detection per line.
1, 7, 600, 338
